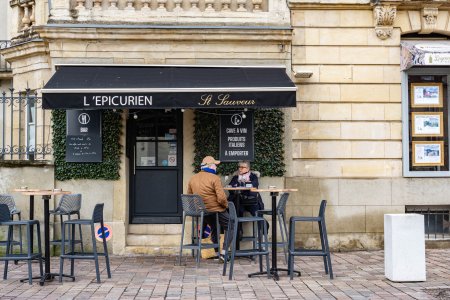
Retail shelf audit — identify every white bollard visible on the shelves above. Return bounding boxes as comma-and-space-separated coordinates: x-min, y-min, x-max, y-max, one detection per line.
384, 214, 426, 282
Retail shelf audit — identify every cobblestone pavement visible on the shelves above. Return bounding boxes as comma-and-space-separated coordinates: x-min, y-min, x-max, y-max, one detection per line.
0, 249, 449, 299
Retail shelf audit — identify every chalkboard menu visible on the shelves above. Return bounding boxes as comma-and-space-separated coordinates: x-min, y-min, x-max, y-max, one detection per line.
66, 110, 102, 162
220, 111, 254, 162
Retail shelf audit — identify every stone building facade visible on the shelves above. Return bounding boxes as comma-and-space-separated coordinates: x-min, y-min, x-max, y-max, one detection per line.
1, 0, 450, 254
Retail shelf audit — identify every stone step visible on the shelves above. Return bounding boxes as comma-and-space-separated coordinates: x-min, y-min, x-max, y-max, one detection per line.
126, 233, 180, 247
128, 224, 182, 235
124, 245, 178, 256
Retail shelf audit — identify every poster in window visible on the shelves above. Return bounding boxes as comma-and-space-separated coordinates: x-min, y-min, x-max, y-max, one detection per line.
411, 112, 443, 137
410, 82, 443, 107
412, 141, 445, 166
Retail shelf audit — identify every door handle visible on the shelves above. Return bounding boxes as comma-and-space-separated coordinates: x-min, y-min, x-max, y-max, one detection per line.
133, 145, 136, 175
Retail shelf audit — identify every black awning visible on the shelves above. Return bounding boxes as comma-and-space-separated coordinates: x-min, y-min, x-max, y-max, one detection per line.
41, 65, 297, 109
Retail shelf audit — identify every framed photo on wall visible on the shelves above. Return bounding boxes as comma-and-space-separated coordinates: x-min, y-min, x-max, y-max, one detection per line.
411, 112, 444, 137
412, 141, 445, 166
410, 82, 443, 107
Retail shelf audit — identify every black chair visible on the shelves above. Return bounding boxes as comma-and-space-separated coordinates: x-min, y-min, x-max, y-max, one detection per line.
59, 203, 111, 283
257, 192, 289, 263
0, 204, 43, 285
288, 199, 333, 279
50, 194, 84, 252
178, 194, 220, 266
222, 202, 270, 280
0, 195, 23, 254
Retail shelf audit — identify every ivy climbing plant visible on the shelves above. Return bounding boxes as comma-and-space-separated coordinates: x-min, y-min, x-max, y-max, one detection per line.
193, 109, 286, 176
52, 110, 122, 181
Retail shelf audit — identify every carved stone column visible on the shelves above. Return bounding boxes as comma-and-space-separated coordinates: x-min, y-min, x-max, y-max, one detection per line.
125, 0, 135, 10
28, 1, 35, 26
157, 0, 167, 11
173, 0, 183, 12
205, 0, 215, 12
252, 0, 262, 12
21, 3, 31, 31
373, 5, 397, 40
420, 6, 439, 34
237, 0, 246, 12
190, 0, 200, 11
141, 0, 151, 11
222, 0, 231, 11
108, 0, 118, 10
92, 0, 102, 10
76, 0, 86, 10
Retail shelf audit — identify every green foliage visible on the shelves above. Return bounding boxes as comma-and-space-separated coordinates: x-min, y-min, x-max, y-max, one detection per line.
193, 109, 285, 176
52, 110, 122, 181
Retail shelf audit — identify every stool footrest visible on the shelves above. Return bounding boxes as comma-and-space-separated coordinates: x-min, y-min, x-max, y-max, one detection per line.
182, 243, 218, 249
233, 249, 270, 257
290, 249, 327, 256
0, 253, 41, 260
61, 252, 108, 259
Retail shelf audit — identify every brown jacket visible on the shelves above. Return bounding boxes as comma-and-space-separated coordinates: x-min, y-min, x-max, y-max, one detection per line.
187, 171, 228, 212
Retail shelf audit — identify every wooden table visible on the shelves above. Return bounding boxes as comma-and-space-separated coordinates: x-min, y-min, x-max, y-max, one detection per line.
249, 188, 298, 280
11, 188, 46, 221
223, 187, 252, 250
22, 190, 71, 286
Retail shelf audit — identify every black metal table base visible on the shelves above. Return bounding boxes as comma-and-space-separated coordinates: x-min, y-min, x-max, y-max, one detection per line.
248, 268, 301, 281
19, 273, 75, 285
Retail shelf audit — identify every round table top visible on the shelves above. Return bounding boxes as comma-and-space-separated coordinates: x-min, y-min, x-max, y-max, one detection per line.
22, 190, 71, 196
12, 188, 45, 193
223, 187, 253, 191
250, 188, 298, 193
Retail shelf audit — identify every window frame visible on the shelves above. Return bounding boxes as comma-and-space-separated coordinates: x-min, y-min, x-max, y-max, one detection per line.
402, 67, 450, 177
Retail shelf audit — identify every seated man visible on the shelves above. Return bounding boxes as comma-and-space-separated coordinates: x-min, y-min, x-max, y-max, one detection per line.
228, 160, 264, 217
187, 155, 232, 260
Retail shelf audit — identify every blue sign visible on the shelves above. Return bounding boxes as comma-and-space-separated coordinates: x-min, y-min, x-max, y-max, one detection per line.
95, 224, 112, 241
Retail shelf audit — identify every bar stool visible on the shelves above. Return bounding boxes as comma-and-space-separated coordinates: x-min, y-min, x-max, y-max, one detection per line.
288, 199, 333, 279
178, 194, 220, 266
0, 204, 43, 285
222, 202, 270, 280
50, 194, 84, 252
59, 203, 111, 283
0, 195, 23, 254
257, 192, 289, 263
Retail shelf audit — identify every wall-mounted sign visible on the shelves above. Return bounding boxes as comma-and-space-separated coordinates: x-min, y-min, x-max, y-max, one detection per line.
219, 111, 254, 162
66, 110, 102, 162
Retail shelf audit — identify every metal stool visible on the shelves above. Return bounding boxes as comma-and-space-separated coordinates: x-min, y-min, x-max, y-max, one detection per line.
178, 194, 220, 266
0, 204, 43, 285
222, 202, 270, 280
50, 194, 84, 252
59, 203, 111, 283
288, 199, 333, 279
257, 192, 289, 263
0, 195, 23, 255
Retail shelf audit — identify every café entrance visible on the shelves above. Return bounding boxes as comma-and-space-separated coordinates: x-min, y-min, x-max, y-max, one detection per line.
127, 109, 183, 224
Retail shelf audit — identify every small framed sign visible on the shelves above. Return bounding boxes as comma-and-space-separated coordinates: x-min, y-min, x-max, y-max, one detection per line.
412, 141, 445, 166
411, 112, 443, 137
410, 82, 443, 107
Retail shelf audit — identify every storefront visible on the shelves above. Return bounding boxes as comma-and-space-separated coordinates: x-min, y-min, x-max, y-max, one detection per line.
41, 65, 296, 225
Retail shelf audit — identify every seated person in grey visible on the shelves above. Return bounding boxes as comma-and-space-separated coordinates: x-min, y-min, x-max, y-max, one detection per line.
228, 160, 264, 217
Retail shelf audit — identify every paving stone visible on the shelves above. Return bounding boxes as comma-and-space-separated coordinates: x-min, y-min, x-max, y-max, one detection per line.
0, 250, 449, 299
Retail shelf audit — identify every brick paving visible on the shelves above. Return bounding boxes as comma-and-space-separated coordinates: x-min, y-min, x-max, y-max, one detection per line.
0, 249, 449, 299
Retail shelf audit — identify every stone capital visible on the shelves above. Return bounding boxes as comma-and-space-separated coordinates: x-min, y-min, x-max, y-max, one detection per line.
373, 4, 397, 40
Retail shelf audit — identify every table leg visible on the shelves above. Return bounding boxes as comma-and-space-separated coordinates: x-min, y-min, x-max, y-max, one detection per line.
249, 192, 300, 280
235, 192, 241, 250
29, 195, 34, 252
270, 192, 279, 280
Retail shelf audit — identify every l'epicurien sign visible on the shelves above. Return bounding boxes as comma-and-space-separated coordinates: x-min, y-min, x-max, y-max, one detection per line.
42, 91, 296, 109
219, 111, 254, 162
